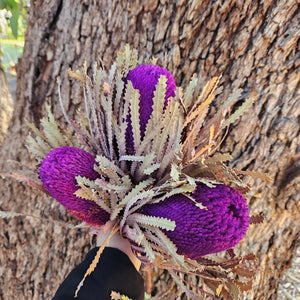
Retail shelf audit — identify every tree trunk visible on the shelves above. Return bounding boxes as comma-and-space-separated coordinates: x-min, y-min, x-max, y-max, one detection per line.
0, 0, 299, 299
0, 65, 13, 146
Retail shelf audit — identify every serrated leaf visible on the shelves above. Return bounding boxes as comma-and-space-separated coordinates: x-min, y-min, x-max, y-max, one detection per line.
233, 265, 257, 278
116, 44, 138, 72
133, 223, 156, 262
111, 291, 133, 300
151, 186, 194, 204
190, 143, 213, 163
108, 62, 117, 86
126, 81, 141, 153
155, 99, 181, 162
95, 166, 121, 185
114, 70, 125, 117
26, 135, 48, 160
82, 72, 110, 156
205, 153, 233, 164
119, 155, 145, 162
110, 178, 155, 221
120, 189, 156, 229
144, 75, 167, 138
25, 119, 45, 141
40, 105, 66, 148
116, 78, 131, 157
113, 119, 128, 161
127, 213, 176, 231
136, 152, 159, 180
75, 226, 119, 297
184, 75, 198, 109
234, 169, 273, 182
224, 98, 255, 126
76, 176, 98, 189
221, 89, 243, 110
0, 172, 50, 195
234, 279, 253, 292
183, 76, 220, 129
27, 104, 71, 160
95, 178, 130, 195
74, 185, 97, 201
67, 69, 86, 83
95, 155, 125, 176
103, 86, 114, 160
153, 75, 168, 123
156, 148, 176, 179
143, 163, 161, 175
153, 228, 185, 266
0, 210, 24, 218
74, 185, 111, 214
170, 164, 180, 181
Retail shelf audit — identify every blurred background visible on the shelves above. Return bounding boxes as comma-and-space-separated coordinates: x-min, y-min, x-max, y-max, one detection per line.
0, 0, 28, 100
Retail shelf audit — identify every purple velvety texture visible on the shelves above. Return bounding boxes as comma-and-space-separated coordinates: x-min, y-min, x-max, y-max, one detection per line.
142, 183, 249, 259
40, 147, 110, 226
125, 64, 176, 153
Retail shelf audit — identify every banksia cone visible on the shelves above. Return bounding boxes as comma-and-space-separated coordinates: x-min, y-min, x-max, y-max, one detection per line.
142, 183, 249, 259
39, 147, 110, 226
125, 64, 176, 153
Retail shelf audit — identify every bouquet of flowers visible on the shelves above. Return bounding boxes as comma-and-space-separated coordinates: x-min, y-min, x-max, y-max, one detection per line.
9, 45, 267, 299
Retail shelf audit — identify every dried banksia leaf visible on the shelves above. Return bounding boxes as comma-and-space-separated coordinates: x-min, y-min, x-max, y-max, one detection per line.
0, 210, 25, 218
110, 290, 133, 300
127, 81, 142, 153
75, 225, 119, 297
126, 213, 176, 231
183, 75, 198, 109
249, 214, 264, 224
224, 97, 255, 126
26, 104, 73, 160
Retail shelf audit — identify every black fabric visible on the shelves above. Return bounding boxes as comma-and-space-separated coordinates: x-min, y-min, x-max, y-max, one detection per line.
53, 247, 144, 300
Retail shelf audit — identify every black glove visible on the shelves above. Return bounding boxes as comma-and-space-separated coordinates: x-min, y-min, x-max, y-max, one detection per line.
52, 247, 144, 300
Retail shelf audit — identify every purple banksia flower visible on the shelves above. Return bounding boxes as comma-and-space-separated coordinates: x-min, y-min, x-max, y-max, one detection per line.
125, 64, 176, 153
142, 183, 249, 259
39, 147, 110, 226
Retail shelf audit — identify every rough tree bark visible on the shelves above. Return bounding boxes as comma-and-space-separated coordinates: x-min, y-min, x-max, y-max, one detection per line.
0, 0, 299, 299
0, 65, 13, 146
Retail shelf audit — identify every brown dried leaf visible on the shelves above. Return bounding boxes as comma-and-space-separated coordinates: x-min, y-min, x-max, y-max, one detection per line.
249, 214, 264, 225
234, 169, 273, 182
227, 281, 240, 300
0, 173, 50, 195
233, 265, 257, 278
67, 68, 86, 83
75, 225, 119, 297
227, 248, 236, 258
234, 279, 253, 292
183, 76, 220, 128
